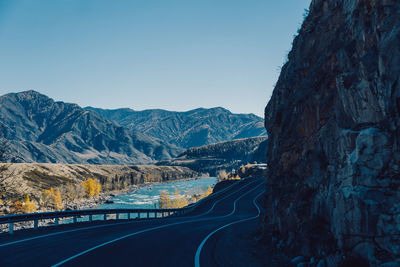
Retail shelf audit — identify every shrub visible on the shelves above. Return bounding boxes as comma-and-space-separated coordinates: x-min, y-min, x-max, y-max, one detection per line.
11, 194, 36, 214
82, 178, 101, 198
42, 187, 63, 210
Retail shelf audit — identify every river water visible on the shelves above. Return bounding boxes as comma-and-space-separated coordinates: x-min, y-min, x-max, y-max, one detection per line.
98, 177, 218, 210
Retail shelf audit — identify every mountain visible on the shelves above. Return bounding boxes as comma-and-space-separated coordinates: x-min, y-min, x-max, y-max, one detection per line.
158, 136, 267, 176
264, 0, 400, 265
0, 91, 181, 164
85, 106, 267, 148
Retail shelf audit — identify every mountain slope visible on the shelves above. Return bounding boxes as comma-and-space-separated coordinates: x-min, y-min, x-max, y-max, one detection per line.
158, 136, 267, 175
85, 106, 267, 148
0, 91, 181, 164
264, 0, 400, 265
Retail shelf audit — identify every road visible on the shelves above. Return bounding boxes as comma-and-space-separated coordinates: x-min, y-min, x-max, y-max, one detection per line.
0, 177, 265, 266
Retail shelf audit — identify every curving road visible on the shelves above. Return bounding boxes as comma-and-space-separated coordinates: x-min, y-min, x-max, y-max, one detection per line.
0, 177, 265, 267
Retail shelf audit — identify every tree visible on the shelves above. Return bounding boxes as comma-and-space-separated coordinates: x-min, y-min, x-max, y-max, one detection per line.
159, 190, 172, 209
42, 187, 64, 210
23, 194, 37, 213
172, 188, 188, 208
82, 178, 101, 197
11, 194, 36, 214
204, 186, 213, 197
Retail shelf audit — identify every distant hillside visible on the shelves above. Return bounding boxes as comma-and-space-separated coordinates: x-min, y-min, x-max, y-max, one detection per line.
0, 163, 201, 209
158, 136, 268, 175
85, 106, 267, 148
0, 91, 181, 164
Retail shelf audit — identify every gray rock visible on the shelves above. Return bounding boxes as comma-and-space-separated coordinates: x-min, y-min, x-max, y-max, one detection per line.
291, 256, 305, 265
316, 259, 326, 267
380, 260, 400, 267
264, 0, 400, 264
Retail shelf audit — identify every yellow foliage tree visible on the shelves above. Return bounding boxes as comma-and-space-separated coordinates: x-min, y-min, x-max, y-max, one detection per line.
159, 190, 172, 209
11, 195, 36, 214
171, 188, 188, 208
43, 187, 64, 210
204, 186, 213, 197
23, 194, 36, 213
82, 178, 101, 198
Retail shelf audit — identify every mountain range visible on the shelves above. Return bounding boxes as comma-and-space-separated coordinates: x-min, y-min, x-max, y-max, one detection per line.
85, 106, 266, 148
0, 90, 266, 165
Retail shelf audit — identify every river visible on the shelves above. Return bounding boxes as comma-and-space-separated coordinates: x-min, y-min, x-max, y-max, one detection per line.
98, 177, 218, 210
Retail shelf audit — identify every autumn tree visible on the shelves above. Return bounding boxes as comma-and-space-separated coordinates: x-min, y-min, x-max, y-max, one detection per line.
204, 186, 213, 197
171, 188, 188, 208
82, 178, 101, 197
23, 194, 37, 213
42, 187, 63, 210
11, 194, 36, 214
159, 190, 172, 209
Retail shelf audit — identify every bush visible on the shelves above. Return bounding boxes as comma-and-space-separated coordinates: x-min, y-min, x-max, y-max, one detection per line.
11, 194, 36, 214
82, 178, 101, 198
42, 187, 63, 211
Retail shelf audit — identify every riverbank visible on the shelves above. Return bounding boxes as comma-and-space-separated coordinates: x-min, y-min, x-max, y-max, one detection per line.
63, 175, 213, 211
0, 176, 216, 233
0, 163, 203, 214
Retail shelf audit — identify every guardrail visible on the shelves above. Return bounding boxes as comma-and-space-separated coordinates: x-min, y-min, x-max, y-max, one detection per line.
0, 208, 187, 234
0, 178, 246, 235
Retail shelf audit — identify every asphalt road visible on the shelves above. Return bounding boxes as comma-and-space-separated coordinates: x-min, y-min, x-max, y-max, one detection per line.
0, 177, 265, 267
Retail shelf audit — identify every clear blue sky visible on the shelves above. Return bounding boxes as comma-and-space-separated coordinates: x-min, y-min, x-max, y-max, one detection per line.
0, 0, 310, 117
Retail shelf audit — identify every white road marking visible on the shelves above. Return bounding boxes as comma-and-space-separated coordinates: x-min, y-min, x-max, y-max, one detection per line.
52, 181, 265, 266
0, 177, 253, 248
194, 190, 265, 267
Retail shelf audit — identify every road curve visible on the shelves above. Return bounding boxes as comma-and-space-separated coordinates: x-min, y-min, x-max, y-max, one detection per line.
0, 177, 265, 266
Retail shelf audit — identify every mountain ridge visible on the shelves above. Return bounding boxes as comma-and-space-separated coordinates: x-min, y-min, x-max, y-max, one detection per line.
0, 90, 181, 164
85, 106, 267, 148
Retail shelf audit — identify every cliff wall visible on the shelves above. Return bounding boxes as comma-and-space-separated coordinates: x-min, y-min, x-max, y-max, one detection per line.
264, 0, 400, 265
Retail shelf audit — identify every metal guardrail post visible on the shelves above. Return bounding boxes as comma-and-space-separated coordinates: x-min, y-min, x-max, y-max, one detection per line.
128, 213, 131, 220
73, 216, 77, 223
116, 213, 119, 220
89, 215, 93, 222
104, 214, 107, 221
34, 219, 38, 230
55, 218, 59, 226
9, 223, 13, 234
162, 212, 164, 218
147, 212, 149, 218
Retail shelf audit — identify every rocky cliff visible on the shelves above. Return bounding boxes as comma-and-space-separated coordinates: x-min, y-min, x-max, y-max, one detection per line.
264, 0, 400, 265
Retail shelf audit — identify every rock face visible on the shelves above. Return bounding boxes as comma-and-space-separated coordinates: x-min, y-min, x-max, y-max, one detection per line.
86, 106, 267, 148
264, 0, 400, 265
0, 91, 181, 164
